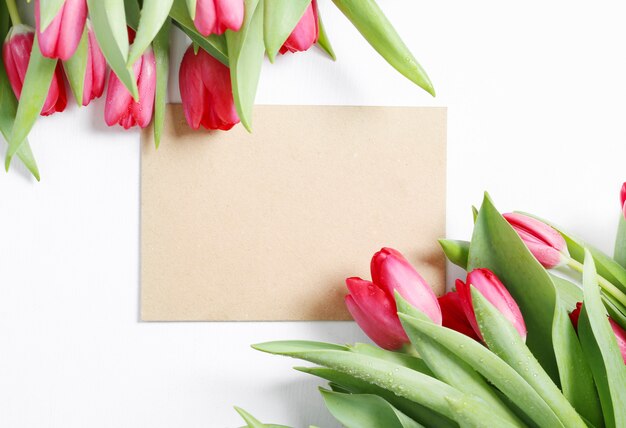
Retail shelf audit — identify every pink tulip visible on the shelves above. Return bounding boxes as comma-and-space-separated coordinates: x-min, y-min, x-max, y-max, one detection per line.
370, 247, 442, 325
193, 0, 244, 36
2, 25, 67, 116
456, 268, 527, 341
570, 302, 626, 364
179, 45, 239, 130
503, 212, 569, 269
81, 24, 106, 106
35, 0, 88, 61
345, 277, 410, 350
280, 0, 319, 54
438, 291, 481, 341
104, 29, 155, 129
620, 183, 626, 220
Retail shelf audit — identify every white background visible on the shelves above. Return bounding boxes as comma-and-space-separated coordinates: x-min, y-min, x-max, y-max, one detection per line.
2, 1, 626, 427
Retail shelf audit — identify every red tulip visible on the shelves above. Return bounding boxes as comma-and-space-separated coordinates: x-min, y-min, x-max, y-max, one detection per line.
345, 277, 410, 350
456, 268, 527, 341
620, 183, 626, 220
81, 24, 106, 106
503, 212, 569, 269
570, 302, 626, 364
2, 25, 67, 116
438, 291, 481, 341
280, 0, 319, 54
179, 45, 239, 130
370, 247, 442, 325
193, 0, 244, 36
105, 30, 155, 129
35, 0, 88, 61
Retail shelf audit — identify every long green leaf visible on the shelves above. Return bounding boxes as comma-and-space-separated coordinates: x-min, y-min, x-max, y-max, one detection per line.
439, 239, 469, 270
263, 0, 310, 62
127, 0, 174, 66
331, 0, 434, 96
445, 395, 518, 428
348, 343, 432, 375
185, 0, 197, 20
578, 249, 626, 428
469, 194, 560, 381
398, 314, 563, 428
471, 288, 586, 428
615, 215, 626, 269
603, 292, 626, 332
550, 274, 582, 311
124, 0, 141, 29
320, 389, 424, 428
297, 367, 456, 428
234, 407, 291, 428
169, 0, 228, 65
316, 11, 335, 60
63, 27, 89, 106
6, 34, 57, 170
39, 0, 65, 32
87, 0, 138, 100
152, 18, 170, 149
226, 0, 265, 132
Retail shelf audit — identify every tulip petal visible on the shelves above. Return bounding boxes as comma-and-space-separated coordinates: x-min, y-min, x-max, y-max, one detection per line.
132, 49, 156, 128
179, 48, 207, 129
504, 213, 567, 255
214, 0, 244, 34
88, 28, 107, 98
35, 0, 62, 58
438, 291, 480, 341
55, 0, 88, 60
279, 2, 317, 54
104, 72, 133, 126
194, 0, 217, 36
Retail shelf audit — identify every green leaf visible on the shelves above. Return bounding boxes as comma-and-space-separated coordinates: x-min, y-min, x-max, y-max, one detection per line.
169, 0, 228, 65
315, 11, 335, 60
550, 274, 582, 311
445, 395, 519, 428
127, 0, 174, 66
471, 288, 587, 428
615, 215, 626, 269
226, 0, 265, 132
438, 239, 469, 270
397, 314, 563, 428
469, 194, 560, 381
578, 249, 626, 428
234, 407, 292, 428
348, 343, 432, 375
87, 0, 139, 100
263, 0, 310, 62
124, 0, 141, 29
297, 367, 456, 428
253, 340, 491, 421
152, 18, 170, 149
331, 0, 434, 96
39, 0, 65, 32
185, 0, 197, 20
320, 389, 424, 428
603, 292, 626, 332
63, 27, 89, 106
6, 34, 57, 170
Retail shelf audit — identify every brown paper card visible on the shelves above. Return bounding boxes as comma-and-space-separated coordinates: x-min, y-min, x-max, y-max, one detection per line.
141, 105, 446, 321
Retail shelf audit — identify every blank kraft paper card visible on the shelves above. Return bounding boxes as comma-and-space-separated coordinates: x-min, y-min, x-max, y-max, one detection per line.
141, 105, 446, 321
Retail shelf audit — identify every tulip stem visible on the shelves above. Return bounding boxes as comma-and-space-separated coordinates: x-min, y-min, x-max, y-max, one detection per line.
567, 257, 626, 308
5, 0, 21, 25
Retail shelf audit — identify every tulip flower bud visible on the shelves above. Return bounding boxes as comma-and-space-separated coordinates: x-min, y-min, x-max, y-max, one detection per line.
280, 0, 319, 54
81, 24, 106, 106
503, 212, 569, 269
570, 302, 626, 364
345, 277, 410, 350
179, 45, 239, 130
2, 25, 67, 116
104, 29, 156, 129
621, 182, 626, 220
371, 247, 442, 325
456, 268, 527, 341
193, 0, 244, 37
438, 291, 481, 341
35, 0, 88, 61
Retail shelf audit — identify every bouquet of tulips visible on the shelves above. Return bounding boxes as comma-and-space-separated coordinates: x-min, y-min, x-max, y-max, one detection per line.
0, 0, 434, 180
236, 184, 626, 427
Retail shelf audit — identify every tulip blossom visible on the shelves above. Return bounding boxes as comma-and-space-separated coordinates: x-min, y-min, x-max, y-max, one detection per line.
105, 30, 156, 129
35, 0, 88, 61
179, 45, 239, 130
345, 277, 411, 350
621, 182, 626, 220
503, 212, 569, 269
570, 302, 626, 364
193, 0, 244, 37
456, 268, 527, 341
371, 247, 442, 325
81, 25, 106, 106
280, 0, 319, 54
438, 291, 481, 341
2, 25, 67, 116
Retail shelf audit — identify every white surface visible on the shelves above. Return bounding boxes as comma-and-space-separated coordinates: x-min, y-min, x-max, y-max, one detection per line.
2, 1, 626, 426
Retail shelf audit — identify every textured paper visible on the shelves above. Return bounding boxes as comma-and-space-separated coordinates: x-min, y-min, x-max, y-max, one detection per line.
141, 105, 446, 321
